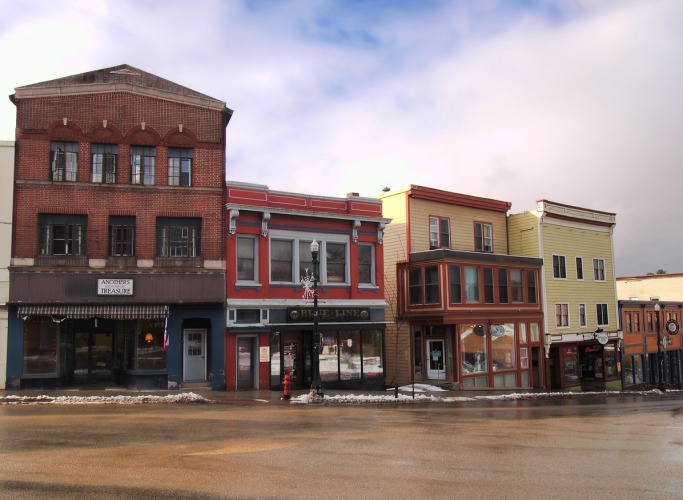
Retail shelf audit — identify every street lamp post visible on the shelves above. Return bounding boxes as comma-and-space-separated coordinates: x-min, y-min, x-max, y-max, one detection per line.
654, 303, 665, 391
310, 239, 324, 397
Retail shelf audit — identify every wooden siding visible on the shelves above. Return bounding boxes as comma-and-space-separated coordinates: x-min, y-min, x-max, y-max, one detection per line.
409, 198, 508, 254
507, 212, 540, 257
541, 221, 617, 334
378, 191, 411, 384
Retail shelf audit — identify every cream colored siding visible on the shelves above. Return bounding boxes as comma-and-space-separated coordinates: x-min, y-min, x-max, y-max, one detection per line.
507, 213, 540, 257
542, 222, 616, 334
409, 198, 508, 253
617, 275, 683, 301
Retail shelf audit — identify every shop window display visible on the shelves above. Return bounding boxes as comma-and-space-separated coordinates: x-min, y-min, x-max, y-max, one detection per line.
22, 318, 59, 374
461, 324, 487, 374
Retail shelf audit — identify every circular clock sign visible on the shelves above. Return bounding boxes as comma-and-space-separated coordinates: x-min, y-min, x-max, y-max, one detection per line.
666, 320, 679, 335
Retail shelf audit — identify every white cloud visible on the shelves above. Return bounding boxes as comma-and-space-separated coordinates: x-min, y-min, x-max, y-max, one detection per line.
1, 0, 681, 274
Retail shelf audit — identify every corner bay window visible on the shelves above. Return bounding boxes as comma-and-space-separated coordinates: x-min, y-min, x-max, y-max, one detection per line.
408, 266, 439, 305
270, 235, 348, 284
465, 266, 479, 302
50, 141, 78, 182
130, 146, 156, 185
449, 265, 462, 303
91, 143, 117, 183
157, 218, 201, 257
39, 214, 87, 256
168, 148, 193, 186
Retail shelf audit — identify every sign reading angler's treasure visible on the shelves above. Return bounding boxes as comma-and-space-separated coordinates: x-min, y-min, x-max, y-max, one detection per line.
97, 278, 134, 296
288, 307, 370, 323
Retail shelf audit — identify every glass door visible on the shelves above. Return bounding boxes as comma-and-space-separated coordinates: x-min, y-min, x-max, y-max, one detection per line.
426, 339, 446, 380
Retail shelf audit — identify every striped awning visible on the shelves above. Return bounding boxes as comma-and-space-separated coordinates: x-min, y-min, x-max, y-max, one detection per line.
17, 304, 168, 319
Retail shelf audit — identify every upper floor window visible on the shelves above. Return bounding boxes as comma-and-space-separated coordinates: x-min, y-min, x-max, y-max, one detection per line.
498, 269, 508, 303
625, 312, 632, 333
465, 266, 480, 303
647, 312, 653, 332
429, 216, 450, 249
237, 236, 258, 282
576, 257, 584, 280
50, 141, 78, 182
483, 267, 494, 303
156, 218, 201, 257
526, 270, 537, 304
358, 243, 375, 285
39, 214, 86, 255
556, 303, 569, 327
579, 303, 587, 327
596, 303, 609, 326
634, 312, 641, 332
168, 148, 193, 186
449, 265, 462, 304
510, 269, 524, 303
109, 216, 135, 256
593, 258, 605, 281
409, 266, 439, 305
474, 222, 493, 252
271, 235, 348, 285
552, 255, 567, 279
91, 144, 117, 183
131, 146, 156, 185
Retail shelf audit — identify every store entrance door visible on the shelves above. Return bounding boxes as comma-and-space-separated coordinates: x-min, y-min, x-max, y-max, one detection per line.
183, 328, 207, 381
236, 337, 256, 390
426, 339, 446, 380
74, 332, 113, 385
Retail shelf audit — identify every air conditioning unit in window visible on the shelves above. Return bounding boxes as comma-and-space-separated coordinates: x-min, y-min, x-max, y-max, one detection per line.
430, 239, 439, 248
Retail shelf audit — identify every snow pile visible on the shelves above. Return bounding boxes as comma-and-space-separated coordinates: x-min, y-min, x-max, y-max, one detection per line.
0, 392, 211, 405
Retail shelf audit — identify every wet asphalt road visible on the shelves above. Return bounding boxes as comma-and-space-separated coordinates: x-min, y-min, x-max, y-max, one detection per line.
1, 393, 683, 499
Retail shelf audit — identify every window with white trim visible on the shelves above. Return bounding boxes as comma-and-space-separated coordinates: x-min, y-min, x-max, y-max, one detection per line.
556, 303, 569, 327
576, 257, 584, 280
552, 255, 567, 279
474, 222, 493, 252
358, 243, 375, 285
429, 216, 450, 249
596, 303, 609, 326
237, 236, 258, 282
593, 258, 606, 281
579, 303, 586, 327
269, 233, 349, 285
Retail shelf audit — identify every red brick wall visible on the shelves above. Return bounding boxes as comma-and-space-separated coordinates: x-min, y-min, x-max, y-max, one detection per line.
12, 91, 227, 262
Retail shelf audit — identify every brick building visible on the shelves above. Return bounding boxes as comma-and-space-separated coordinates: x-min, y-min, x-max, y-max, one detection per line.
7, 65, 232, 390
225, 181, 390, 391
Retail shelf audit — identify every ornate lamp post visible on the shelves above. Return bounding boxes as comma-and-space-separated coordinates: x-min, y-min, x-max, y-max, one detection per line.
310, 239, 324, 397
654, 303, 665, 391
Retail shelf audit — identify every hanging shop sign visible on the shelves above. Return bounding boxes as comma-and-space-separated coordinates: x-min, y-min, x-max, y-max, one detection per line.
97, 278, 134, 296
287, 307, 370, 323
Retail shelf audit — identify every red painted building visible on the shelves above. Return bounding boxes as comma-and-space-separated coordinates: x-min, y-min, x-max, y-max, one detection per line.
225, 181, 391, 391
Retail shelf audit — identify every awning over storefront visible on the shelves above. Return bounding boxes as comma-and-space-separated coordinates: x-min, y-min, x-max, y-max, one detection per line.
17, 304, 168, 319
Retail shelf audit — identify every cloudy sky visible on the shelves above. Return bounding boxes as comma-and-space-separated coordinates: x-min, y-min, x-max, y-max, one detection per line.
1, 0, 681, 276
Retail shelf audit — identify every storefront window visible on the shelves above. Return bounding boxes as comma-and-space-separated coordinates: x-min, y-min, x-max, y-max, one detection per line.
564, 347, 579, 384
530, 322, 540, 342
414, 328, 422, 374
461, 324, 487, 374
491, 323, 515, 370
519, 323, 528, 343
320, 332, 339, 382
23, 318, 58, 374
604, 345, 617, 378
339, 330, 362, 380
135, 320, 166, 370
362, 330, 383, 378
123, 319, 166, 370
270, 333, 281, 385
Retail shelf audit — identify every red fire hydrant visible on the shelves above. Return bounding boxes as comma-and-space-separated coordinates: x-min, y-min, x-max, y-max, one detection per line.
282, 373, 292, 400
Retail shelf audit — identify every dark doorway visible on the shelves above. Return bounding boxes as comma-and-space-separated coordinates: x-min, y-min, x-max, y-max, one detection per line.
74, 332, 113, 385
